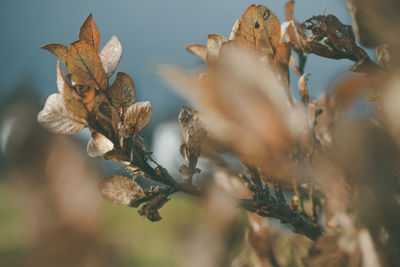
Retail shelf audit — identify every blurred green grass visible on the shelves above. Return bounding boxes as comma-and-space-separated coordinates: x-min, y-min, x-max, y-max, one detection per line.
0, 180, 203, 267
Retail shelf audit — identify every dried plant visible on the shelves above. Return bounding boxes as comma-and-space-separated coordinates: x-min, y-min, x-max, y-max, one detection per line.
37, 1, 400, 265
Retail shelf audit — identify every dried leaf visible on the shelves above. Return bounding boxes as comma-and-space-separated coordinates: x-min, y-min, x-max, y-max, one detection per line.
99, 175, 145, 206
100, 36, 123, 78
186, 44, 207, 62
79, 86, 96, 112
256, 5, 281, 54
234, 5, 264, 50
37, 94, 85, 134
109, 72, 135, 112
178, 106, 207, 147
206, 34, 227, 63
62, 77, 89, 119
124, 101, 152, 134
234, 5, 280, 63
41, 43, 67, 62
65, 40, 107, 91
87, 132, 114, 157
79, 13, 100, 52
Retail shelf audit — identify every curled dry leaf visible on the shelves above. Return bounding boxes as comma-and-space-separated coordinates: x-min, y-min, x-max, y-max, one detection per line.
61, 68, 89, 119
37, 94, 85, 134
206, 34, 227, 63
99, 175, 145, 206
178, 106, 206, 148
87, 132, 114, 157
41, 43, 67, 63
124, 101, 152, 134
186, 44, 207, 62
100, 36, 123, 78
186, 34, 228, 64
109, 72, 135, 113
79, 13, 101, 52
65, 40, 107, 91
178, 106, 207, 181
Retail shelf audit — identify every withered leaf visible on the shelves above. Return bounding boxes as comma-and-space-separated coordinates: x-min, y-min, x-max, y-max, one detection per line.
234, 5, 280, 63
79, 86, 96, 112
186, 44, 207, 62
87, 132, 114, 157
41, 43, 67, 63
124, 101, 152, 134
37, 94, 85, 134
109, 72, 135, 112
100, 36, 123, 78
256, 5, 281, 54
99, 175, 145, 206
206, 34, 227, 63
178, 106, 206, 148
79, 13, 101, 52
65, 40, 107, 91
234, 5, 264, 50
62, 74, 89, 119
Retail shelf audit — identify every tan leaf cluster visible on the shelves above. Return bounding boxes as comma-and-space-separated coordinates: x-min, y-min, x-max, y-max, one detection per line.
39, 14, 152, 161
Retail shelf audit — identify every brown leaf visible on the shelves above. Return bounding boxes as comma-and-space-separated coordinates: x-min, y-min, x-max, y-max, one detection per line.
79, 86, 96, 112
41, 43, 67, 62
256, 5, 281, 54
100, 36, 123, 78
99, 175, 145, 206
62, 75, 89, 119
234, 5, 280, 63
79, 13, 100, 52
109, 72, 135, 113
178, 106, 207, 147
124, 101, 152, 134
186, 44, 207, 62
234, 5, 264, 50
37, 94, 85, 134
206, 34, 227, 63
65, 40, 107, 91
87, 132, 114, 157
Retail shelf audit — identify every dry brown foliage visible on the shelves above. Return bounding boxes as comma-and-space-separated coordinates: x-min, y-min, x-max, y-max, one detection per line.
37, 2, 400, 265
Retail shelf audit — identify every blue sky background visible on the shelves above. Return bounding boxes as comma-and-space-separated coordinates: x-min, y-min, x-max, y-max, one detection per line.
0, 0, 354, 123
